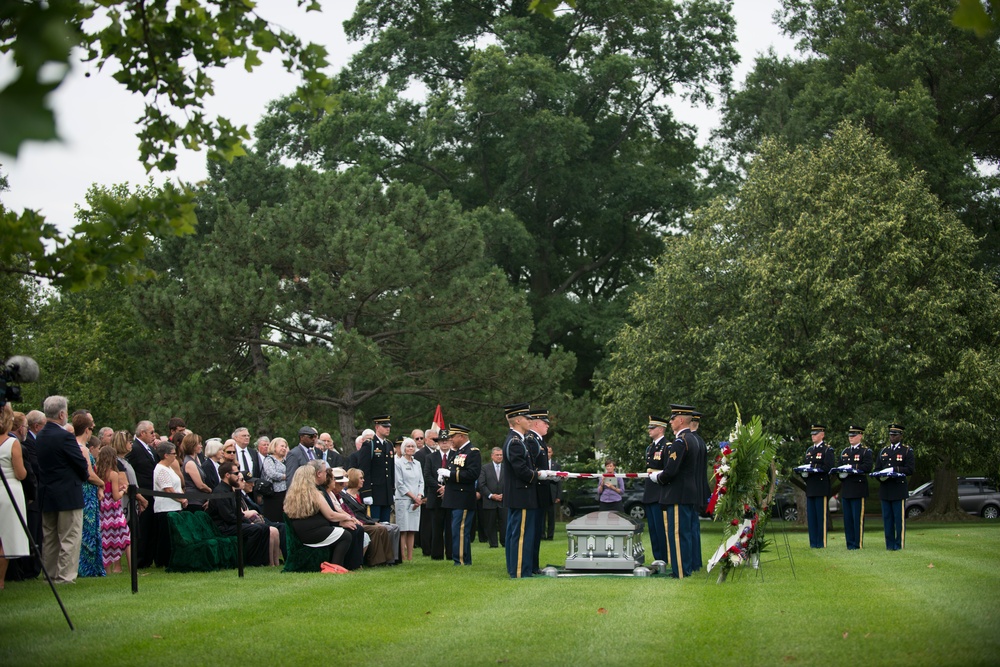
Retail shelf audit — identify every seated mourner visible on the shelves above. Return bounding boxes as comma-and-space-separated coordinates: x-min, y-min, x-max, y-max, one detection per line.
283, 462, 355, 568
206, 462, 281, 567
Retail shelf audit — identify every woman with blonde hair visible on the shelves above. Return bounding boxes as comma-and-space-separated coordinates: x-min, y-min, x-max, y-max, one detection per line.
283, 462, 353, 567
344, 467, 400, 564
260, 437, 289, 522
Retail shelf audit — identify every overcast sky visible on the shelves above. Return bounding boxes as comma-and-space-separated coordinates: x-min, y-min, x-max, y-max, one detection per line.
0, 1, 796, 233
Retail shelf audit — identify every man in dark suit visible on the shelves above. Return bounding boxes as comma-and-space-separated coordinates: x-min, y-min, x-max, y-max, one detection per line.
233, 427, 262, 483
207, 462, 281, 566
318, 432, 346, 469
36, 396, 90, 584
801, 423, 836, 548
125, 419, 159, 568
877, 423, 914, 551
355, 415, 395, 522
439, 423, 481, 565
414, 428, 437, 555
284, 426, 318, 485
478, 446, 506, 548
422, 429, 452, 560
840, 425, 873, 550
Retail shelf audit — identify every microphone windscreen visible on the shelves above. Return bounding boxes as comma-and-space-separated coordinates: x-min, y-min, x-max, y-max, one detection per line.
5, 356, 40, 383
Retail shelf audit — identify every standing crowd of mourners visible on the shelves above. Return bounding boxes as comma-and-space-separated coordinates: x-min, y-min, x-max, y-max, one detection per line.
0, 398, 569, 584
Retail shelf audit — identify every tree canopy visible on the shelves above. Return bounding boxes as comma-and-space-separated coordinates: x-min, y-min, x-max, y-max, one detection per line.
717, 0, 1000, 276
134, 163, 572, 447
258, 0, 739, 393
599, 123, 1000, 479
0, 0, 330, 289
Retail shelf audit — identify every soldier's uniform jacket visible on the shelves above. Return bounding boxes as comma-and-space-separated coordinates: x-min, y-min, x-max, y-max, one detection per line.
525, 430, 552, 508
689, 431, 709, 511
839, 445, 873, 499
803, 442, 836, 497
356, 436, 395, 506
643, 437, 666, 504
656, 429, 698, 506
877, 443, 915, 502
502, 429, 538, 510
442, 441, 482, 510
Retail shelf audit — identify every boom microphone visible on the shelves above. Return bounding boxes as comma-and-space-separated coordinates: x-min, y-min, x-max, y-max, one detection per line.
5, 356, 40, 383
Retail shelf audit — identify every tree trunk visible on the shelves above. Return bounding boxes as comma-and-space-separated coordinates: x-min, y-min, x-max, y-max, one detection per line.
337, 380, 359, 454
924, 462, 972, 519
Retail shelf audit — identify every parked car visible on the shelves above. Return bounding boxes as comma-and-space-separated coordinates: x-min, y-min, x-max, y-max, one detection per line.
770, 483, 838, 521
905, 477, 1000, 519
561, 478, 647, 520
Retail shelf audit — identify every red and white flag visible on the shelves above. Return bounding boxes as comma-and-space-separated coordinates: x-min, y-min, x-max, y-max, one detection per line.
431, 404, 445, 430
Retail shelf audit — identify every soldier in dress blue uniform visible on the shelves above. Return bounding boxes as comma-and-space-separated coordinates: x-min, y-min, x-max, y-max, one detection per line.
438, 423, 481, 565
525, 408, 551, 575
688, 412, 708, 572
877, 423, 915, 550
355, 415, 396, 522
839, 424, 873, 550
501, 403, 538, 578
802, 423, 835, 548
649, 404, 698, 578
643, 415, 670, 565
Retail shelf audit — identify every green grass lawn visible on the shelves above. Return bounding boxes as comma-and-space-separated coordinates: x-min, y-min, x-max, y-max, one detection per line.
2, 520, 999, 666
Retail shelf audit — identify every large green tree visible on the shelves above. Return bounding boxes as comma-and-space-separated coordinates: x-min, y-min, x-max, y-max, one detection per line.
599, 124, 1000, 514
718, 0, 1000, 276
136, 164, 572, 448
258, 0, 739, 393
0, 0, 329, 288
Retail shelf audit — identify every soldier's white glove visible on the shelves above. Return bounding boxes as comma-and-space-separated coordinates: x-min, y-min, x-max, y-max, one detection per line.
437, 468, 451, 479
648, 470, 662, 484
878, 467, 894, 475
537, 470, 554, 480
363, 497, 373, 506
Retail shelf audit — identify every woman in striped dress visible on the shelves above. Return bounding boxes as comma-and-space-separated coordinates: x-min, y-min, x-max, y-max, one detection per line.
97, 445, 130, 574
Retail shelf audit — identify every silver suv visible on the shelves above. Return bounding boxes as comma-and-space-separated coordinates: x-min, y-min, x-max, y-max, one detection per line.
905, 477, 1000, 519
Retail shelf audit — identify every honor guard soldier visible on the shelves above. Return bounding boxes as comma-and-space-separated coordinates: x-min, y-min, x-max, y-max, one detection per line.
876, 424, 915, 550
526, 407, 552, 574
688, 412, 708, 572
839, 425, 873, 550
802, 424, 835, 548
643, 415, 670, 564
649, 404, 698, 578
356, 415, 396, 522
501, 403, 539, 578
437, 423, 481, 565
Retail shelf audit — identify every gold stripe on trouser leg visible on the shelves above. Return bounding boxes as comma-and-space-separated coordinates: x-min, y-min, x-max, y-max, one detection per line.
459, 510, 467, 563
859, 498, 865, 549
516, 509, 527, 577
662, 510, 670, 565
674, 505, 683, 579
822, 496, 828, 548
900, 499, 905, 549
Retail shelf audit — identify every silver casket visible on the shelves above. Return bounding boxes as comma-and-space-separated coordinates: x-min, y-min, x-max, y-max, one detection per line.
565, 511, 645, 571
